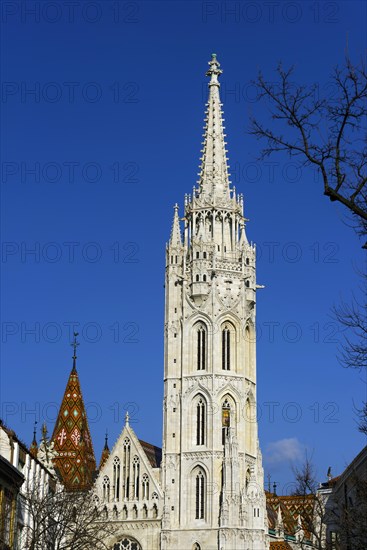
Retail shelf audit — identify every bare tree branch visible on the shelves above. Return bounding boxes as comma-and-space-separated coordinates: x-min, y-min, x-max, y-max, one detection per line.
250, 59, 367, 238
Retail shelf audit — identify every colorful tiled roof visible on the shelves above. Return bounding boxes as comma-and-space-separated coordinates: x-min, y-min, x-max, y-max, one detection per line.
51, 353, 96, 491
267, 493, 314, 539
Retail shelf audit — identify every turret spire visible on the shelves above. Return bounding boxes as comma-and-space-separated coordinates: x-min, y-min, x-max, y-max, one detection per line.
30, 420, 38, 458
98, 430, 110, 470
197, 54, 231, 201
169, 204, 182, 246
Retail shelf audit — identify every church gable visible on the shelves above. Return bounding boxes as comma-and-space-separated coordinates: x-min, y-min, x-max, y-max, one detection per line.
94, 420, 163, 521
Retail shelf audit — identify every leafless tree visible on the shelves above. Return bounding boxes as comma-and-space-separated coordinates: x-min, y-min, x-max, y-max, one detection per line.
333, 273, 367, 434
291, 457, 367, 550
20, 477, 109, 550
250, 58, 367, 240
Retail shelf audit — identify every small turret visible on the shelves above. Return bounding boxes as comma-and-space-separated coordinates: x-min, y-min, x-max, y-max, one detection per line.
98, 431, 110, 470
29, 421, 38, 458
169, 204, 182, 247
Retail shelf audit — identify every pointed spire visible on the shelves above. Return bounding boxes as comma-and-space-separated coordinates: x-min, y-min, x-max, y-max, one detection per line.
169, 204, 182, 246
51, 342, 96, 491
98, 430, 110, 470
30, 421, 38, 458
197, 54, 231, 202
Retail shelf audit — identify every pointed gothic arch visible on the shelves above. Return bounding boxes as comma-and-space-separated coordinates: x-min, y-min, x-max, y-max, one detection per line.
142, 473, 149, 500
192, 466, 206, 520
102, 475, 110, 503
123, 438, 130, 499
113, 457, 120, 501
221, 321, 236, 371
132, 455, 140, 499
194, 394, 207, 446
194, 321, 207, 371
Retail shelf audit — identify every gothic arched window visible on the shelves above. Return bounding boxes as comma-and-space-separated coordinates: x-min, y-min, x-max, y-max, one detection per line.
102, 475, 110, 503
142, 474, 149, 500
222, 399, 231, 444
123, 438, 130, 499
195, 469, 206, 520
222, 324, 231, 370
133, 456, 140, 499
196, 323, 207, 371
196, 398, 206, 446
113, 457, 120, 501
193, 544, 201, 550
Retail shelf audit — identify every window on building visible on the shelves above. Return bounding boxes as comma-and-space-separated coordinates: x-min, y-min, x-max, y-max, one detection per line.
115, 536, 142, 550
196, 398, 206, 445
222, 399, 231, 444
102, 475, 110, 502
195, 470, 205, 519
142, 474, 149, 500
123, 438, 130, 499
113, 457, 120, 501
133, 456, 140, 499
222, 325, 231, 370
196, 324, 206, 370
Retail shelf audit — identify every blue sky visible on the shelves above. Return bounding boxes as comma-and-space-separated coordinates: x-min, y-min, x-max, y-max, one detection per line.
1, 0, 366, 491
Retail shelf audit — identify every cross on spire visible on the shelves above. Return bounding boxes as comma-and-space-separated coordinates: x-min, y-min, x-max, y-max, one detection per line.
71, 332, 79, 372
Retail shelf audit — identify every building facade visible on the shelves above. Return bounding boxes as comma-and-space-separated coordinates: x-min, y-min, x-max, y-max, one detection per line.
0, 420, 56, 550
91, 54, 269, 550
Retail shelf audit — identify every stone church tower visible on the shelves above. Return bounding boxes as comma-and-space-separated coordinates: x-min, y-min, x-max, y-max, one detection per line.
90, 54, 269, 550
160, 53, 268, 550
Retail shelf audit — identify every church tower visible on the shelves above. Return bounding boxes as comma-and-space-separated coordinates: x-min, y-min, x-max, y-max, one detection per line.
161, 55, 269, 549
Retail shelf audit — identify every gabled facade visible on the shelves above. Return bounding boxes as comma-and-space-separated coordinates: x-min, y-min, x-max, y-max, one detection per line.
94, 416, 164, 549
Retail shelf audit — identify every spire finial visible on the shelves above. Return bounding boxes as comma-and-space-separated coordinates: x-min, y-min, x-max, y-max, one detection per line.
42, 422, 48, 441
32, 420, 37, 443
104, 430, 109, 450
71, 332, 79, 371
206, 53, 223, 86
125, 411, 130, 426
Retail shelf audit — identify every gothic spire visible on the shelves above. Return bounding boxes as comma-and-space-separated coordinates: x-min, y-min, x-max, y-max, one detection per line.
98, 430, 110, 470
29, 421, 38, 458
51, 340, 96, 491
197, 54, 231, 201
169, 203, 182, 246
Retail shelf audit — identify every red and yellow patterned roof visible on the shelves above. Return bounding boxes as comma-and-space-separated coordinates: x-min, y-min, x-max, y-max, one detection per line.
52, 362, 96, 491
